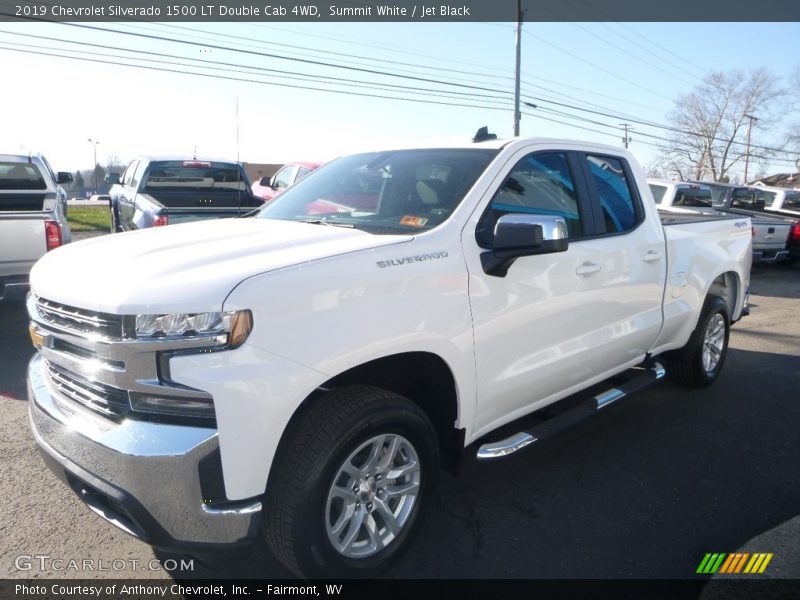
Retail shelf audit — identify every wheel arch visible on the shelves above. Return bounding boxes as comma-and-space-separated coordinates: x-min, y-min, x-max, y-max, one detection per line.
706, 270, 741, 320
284, 352, 464, 475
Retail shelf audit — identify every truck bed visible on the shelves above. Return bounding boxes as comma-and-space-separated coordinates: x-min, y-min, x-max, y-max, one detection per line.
658, 209, 742, 226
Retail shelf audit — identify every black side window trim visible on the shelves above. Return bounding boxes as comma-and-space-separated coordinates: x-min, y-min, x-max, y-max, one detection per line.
475, 149, 594, 249
578, 152, 645, 237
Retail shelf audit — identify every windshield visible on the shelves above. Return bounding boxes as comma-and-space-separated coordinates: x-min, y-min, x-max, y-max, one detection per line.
143, 161, 249, 192
258, 149, 498, 234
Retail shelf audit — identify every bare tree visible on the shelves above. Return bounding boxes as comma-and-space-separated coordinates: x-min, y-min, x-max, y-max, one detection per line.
106, 154, 125, 174
656, 68, 784, 182
782, 65, 800, 167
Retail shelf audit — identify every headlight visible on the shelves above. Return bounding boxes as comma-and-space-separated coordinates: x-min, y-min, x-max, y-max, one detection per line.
135, 309, 252, 348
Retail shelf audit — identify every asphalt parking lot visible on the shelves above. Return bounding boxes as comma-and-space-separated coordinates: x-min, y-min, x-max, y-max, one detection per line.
1, 261, 798, 581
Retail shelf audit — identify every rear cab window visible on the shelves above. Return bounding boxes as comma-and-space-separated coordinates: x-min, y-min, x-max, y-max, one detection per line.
0, 162, 47, 190
674, 185, 712, 208
731, 188, 770, 212
783, 192, 800, 210
142, 161, 249, 192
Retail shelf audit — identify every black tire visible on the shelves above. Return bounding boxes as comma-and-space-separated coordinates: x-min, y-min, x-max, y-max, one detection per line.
664, 295, 730, 388
263, 385, 439, 578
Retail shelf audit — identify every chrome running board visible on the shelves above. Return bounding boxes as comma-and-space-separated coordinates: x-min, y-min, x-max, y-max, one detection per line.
476, 362, 666, 460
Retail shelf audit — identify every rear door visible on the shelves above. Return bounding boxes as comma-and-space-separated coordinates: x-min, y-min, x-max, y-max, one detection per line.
463, 146, 666, 433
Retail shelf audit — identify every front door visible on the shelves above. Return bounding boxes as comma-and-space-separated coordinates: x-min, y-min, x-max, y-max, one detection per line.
462, 147, 665, 436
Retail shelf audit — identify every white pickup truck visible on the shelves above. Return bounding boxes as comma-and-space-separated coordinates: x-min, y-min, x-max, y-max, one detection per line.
648, 178, 793, 264
755, 184, 800, 218
0, 154, 71, 302
27, 135, 752, 578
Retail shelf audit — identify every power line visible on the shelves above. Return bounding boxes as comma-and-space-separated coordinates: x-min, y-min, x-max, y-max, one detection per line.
0, 43, 514, 112
527, 0, 703, 88
0, 29, 513, 104
2, 13, 794, 166
127, 21, 514, 85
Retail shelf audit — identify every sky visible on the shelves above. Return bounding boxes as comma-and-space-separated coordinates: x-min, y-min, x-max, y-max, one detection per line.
1, 20, 798, 179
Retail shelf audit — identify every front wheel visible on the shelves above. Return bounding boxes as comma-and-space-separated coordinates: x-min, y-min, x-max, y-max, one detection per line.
664, 295, 730, 388
263, 386, 439, 578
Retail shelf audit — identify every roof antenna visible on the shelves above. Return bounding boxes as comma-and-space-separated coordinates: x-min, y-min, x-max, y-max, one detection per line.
193, 145, 197, 160
473, 126, 497, 143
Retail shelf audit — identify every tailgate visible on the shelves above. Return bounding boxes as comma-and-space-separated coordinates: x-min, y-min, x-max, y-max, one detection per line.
752, 221, 791, 248
0, 214, 46, 278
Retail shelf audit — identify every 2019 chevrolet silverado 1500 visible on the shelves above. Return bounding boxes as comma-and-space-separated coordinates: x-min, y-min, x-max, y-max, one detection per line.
0, 153, 71, 302
27, 135, 752, 578
106, 157, 262, 231
648, 179, 793, 264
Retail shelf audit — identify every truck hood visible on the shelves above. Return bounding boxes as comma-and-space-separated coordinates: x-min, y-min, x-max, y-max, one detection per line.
30, 218, 411, 314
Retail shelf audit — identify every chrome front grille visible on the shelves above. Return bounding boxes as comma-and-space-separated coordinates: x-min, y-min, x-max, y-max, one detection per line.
28, 294, 217, 423
35, 297, 126, 339
45, 362, 130, 420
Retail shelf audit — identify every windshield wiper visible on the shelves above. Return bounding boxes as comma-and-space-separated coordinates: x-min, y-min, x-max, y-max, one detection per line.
299, 219, 354, 228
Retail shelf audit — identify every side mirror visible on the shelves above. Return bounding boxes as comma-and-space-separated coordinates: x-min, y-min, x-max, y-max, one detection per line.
105, 173, 121, 185
56, 172, 73, 185
481, 214, 569, 277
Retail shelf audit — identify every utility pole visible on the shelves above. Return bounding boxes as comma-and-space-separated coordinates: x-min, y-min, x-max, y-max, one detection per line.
87, 138, 100, 194
619, 123, 633, 149
513, 0, 522, 136
743, 114, 758, 183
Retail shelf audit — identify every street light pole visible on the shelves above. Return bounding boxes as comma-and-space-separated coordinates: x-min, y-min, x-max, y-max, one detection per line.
88, 138, 100, 195
743, 114, 758, 183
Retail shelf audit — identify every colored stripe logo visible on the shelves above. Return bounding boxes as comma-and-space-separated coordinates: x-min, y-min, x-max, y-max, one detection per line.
696, 552, 773, 574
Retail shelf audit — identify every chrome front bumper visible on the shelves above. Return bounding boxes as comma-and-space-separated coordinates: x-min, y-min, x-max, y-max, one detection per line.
28, 353, 262, 552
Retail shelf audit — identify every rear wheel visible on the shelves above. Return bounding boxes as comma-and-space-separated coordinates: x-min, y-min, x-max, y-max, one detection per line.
263, 386, 438, 578
664, 295, 730, 388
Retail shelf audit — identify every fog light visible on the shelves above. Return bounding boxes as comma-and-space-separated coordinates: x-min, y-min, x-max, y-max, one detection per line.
129, 392, 215, 419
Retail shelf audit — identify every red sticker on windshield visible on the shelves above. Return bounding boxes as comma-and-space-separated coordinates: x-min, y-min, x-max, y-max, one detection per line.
400, 215, 428, 227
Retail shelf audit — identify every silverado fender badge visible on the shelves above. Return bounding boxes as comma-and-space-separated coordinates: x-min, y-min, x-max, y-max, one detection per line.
377, 251, 448, 269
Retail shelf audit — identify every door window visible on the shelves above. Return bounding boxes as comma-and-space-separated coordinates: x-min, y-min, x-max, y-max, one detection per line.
477, 152, 584, 246
273, 166, 297, 190
122, 161, 138, 187
585, 155, 641, 233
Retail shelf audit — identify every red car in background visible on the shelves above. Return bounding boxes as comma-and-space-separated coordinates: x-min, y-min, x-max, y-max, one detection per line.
251, 161, 321, 202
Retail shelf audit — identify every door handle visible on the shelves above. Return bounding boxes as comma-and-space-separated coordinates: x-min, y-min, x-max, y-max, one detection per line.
643, 251, 663, 263
576, 262, 602, 276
